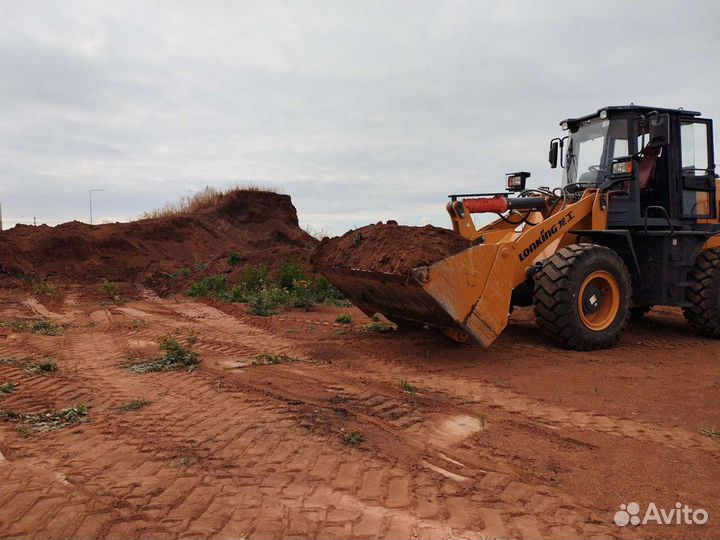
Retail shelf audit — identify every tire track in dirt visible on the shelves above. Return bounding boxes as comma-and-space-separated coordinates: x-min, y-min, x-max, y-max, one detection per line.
267, 314, 718, 454
111, 298, 634, 539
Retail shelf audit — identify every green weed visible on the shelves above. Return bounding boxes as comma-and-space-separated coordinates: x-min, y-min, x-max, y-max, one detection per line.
252, 353, 300, 365
368, 321, 392, 333
399, 379, 417, 397
335, 313, 353, 324
127, 336, 199, 373
1, 319, 66, 336
0, 356, 58, 375
343, 431, 363, 446
1, 404, 88, 434
100, 279, 125, 304
115, 399, 150, 413
0, 382, 17, 396
227, 251, 242, 267
187, 274, 229, 298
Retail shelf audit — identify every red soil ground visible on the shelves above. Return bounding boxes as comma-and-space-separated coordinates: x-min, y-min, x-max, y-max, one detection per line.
0, 287, 717, 539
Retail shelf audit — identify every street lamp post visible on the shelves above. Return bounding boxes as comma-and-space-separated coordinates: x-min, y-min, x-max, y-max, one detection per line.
89, 189, 105, 225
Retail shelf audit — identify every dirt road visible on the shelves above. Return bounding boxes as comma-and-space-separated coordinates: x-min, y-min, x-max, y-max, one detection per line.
0, 286, 718, 539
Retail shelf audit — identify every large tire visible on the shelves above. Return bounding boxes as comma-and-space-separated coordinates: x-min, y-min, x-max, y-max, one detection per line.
533, 244, 631, 350
683, 248, 720, 337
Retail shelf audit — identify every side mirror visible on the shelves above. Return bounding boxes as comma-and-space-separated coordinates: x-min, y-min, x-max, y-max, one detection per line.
647, 113, 670, 148
548, 139, 560, 169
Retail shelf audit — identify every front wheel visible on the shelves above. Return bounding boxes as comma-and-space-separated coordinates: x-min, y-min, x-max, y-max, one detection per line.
684, 248, 720, 337
533, 244, 631, 350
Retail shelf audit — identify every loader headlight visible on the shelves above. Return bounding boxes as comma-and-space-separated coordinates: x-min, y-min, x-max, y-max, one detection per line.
506, 171, 530, 192
611, 160, 633, 175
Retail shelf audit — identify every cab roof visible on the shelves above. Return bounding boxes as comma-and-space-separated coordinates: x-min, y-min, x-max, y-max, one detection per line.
561, 105, 701, 128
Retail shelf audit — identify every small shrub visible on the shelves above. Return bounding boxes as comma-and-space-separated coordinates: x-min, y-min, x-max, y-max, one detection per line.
701, 427, 720, 439
116, 399, 150, 413
181, 267, 191, 277
127, 336, 199, 373
335, 313, 353, 324
371, 313, 381, 322
0, 382, 17, 396
226, 264, 270, 302
100, 279, 125, 304
248, 287, 289, 316
187, 274, 229, 298
352, 231, 363, 246
194, 262, 209, 273
288, 280, 315, 309
227, 251, 242, 267
279, 260, 306, 290
399, 379, 417, 397
368, 321, 392, 333
343, 431, 363, 446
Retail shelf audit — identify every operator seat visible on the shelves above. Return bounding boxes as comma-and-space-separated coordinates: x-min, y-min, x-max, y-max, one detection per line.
639, 146, 662, 191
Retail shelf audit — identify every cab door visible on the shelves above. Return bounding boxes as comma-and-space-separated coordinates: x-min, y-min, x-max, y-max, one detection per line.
679, 118, 716, 220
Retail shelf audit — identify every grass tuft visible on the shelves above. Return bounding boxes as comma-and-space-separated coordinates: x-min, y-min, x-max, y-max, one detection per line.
0, 382, 18, 396
0, 356, 58, 375
115, 399, 150, 413
127, 336, 199, 373
399, 379, 417, 397
139, 184, 279, 220
335, 313, 353, 324
1, 319, 66, 336
252, 353, 300, 366
368, 320, 393, 333
1, 404, 88, 434
342, 431, 363, 446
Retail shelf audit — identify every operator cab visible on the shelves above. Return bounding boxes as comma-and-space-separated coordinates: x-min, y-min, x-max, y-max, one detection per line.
549, 105, 717, 229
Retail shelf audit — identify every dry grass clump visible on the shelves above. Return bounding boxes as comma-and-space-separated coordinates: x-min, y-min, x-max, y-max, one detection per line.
139, 184, 279, 220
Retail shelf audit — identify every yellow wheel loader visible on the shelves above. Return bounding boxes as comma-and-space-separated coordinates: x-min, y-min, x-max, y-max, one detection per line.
320, 106, 720, 350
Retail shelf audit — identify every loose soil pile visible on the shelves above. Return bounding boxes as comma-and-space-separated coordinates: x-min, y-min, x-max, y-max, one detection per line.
0, 190, 317, 293
311, 222, 471, 274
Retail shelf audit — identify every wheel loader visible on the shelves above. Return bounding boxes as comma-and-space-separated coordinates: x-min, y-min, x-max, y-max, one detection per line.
319, 105, 720, 350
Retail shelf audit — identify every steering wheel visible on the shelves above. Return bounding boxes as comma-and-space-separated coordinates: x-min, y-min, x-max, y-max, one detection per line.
588, 165, 606, 173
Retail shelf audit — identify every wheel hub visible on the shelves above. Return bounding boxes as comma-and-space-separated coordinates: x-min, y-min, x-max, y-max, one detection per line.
582, 284, 603, 314
577, 270, 620, 331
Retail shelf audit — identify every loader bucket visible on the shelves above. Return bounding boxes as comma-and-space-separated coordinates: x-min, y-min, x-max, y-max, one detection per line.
318, 242, 515, 347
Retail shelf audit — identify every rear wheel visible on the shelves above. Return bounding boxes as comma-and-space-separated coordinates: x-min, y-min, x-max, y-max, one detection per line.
534, 244, 631, 350
684, 248, 720, 337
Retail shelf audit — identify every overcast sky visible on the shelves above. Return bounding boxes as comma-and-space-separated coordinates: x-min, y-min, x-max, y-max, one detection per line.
1, 1, 719, 234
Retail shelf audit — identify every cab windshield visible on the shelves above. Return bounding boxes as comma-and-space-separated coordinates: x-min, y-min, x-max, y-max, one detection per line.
563, 117, 629, 186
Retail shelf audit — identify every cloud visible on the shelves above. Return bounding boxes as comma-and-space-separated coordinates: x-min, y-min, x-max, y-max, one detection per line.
1, 0, 719, 232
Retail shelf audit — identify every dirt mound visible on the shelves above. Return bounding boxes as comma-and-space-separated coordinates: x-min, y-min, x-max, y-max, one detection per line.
0, 190, 317, 292
311, 222, 471, 274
